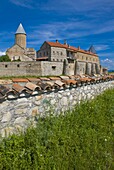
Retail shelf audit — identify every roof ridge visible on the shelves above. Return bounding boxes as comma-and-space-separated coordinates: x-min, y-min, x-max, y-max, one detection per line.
46, 41, 97, 56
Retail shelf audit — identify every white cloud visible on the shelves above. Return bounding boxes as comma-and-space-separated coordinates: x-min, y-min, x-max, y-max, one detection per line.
9, 0, 114, 14
27, 18, 114, 46
94, 45, 109, 51
101, 58, 112, 63
10, 0, 34, 8
0, 51, 6, 56
101, 58, 114, 70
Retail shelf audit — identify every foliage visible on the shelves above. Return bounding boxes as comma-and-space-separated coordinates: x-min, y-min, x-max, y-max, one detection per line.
0, 55, 11, 62
0, 89, 114, 170
12, 58, 21, 62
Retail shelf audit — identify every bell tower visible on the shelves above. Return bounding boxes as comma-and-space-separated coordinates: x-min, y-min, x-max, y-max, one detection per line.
15, 23, 26, 48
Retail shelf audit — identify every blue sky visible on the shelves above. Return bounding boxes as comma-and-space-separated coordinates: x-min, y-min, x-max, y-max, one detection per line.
0, 0, 114, 70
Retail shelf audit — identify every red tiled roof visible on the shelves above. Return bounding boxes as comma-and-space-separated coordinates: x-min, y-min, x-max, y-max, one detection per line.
0, 75, 113, 102
12, 78, 28, 83
27, 78, 41, 82
46, 41, 97, 56
36, 57, 48, 60
46, 41, 64, 48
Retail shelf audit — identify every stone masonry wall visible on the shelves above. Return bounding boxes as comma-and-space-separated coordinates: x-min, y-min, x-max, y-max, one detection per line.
0, 81, 114, 137
0, 61, 42, 77
51, 47, 66, 62
0, 61, 64, 77
41, 61, 64, 76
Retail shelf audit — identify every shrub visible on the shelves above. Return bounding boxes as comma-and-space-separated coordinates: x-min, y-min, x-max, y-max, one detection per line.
0, 54, 11, 62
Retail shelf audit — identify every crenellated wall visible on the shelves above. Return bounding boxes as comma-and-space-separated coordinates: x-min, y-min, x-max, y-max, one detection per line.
0, 81, 114, 137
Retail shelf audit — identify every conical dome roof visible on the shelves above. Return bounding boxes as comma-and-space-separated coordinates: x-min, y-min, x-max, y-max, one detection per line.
15, 23, 26, 35
89, 45, 96, 54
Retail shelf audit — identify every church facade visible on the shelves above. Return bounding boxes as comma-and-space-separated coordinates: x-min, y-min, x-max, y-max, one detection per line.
6, 23, 36, 61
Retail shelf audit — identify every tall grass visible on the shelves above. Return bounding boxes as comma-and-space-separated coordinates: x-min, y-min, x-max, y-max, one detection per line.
0, 89, 114, 170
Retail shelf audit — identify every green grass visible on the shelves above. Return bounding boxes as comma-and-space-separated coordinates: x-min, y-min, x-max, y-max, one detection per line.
0, 75, 61, 79
0, 89, 114, 170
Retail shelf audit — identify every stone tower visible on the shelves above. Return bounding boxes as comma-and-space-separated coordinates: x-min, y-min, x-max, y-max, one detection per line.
15, 23, 26, 48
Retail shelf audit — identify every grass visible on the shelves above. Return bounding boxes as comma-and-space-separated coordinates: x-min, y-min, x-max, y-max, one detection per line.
0, 75, 62, 79
0, 89, 114, 170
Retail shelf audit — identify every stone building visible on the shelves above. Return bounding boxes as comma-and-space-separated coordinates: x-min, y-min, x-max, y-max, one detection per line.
6, 23, 36, 61
37, 40, 101, 75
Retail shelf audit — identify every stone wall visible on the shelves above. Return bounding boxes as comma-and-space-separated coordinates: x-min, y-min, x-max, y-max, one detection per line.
6, 45, 35, 61
51, 47, 66, 62
37, 42, 51, 60
0, 81, 114, 137
75, 61, 86, 75
0, 61, 42, 77
15, 34, 26, 49
0, 61, 64, 77
76, 51, 99, 64
41, 61, 64, 76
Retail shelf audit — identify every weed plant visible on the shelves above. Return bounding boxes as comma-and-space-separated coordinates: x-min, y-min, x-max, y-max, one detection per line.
0, 89, 114, 170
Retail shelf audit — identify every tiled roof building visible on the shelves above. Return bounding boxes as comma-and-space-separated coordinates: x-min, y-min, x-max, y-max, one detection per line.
37, 40, 100, 75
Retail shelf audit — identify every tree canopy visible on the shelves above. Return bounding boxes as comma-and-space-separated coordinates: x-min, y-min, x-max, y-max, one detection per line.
0, 54, 11, 62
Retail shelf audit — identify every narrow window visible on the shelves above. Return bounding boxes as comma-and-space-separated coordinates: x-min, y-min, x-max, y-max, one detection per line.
17, 64, 20, 67
5, 65, 8, 68
52, 66, 56, 70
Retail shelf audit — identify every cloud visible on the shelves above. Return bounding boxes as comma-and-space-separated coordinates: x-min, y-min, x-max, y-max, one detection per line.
9, 0, 114, 14
27, 18, 114, 46
101, 58, 112, 63
94, 45, 110, 51
9, 0, 34, 8
0, 51, 6, 56
101, 58, 114, 70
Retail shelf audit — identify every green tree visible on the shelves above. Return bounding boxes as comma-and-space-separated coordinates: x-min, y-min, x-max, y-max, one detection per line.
0, 54, 11, 62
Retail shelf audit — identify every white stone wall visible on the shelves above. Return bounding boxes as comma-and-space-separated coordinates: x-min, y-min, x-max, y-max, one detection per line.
0, 61, 42, 77
0, 81, 114, 137
51, 47, 66, 62
75, 61, 86, 74
41, 61, 64, 76
37, 42, 51, 60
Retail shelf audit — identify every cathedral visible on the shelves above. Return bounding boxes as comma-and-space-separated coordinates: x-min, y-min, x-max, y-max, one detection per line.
6, 23, 36, 61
